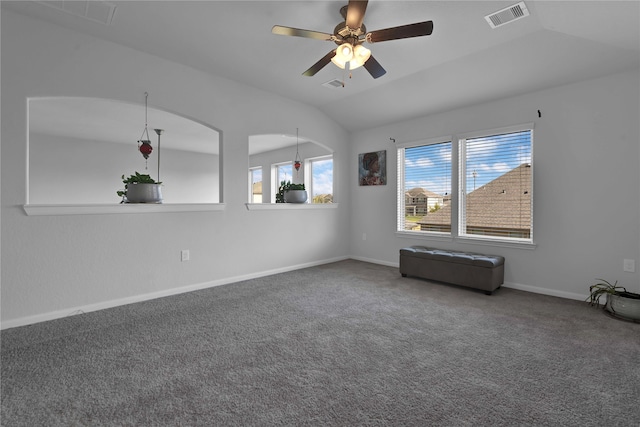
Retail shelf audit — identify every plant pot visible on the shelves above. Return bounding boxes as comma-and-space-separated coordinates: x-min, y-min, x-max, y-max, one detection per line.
125, 183, 163, 203
284, 189, 307, 203
605, 292, 640, 322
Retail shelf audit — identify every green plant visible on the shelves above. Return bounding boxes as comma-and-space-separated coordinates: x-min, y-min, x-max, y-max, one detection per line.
276, 180, 305, 203
587, 278, 628, 307
429, 202, 442, 213
117, 172, 161, 198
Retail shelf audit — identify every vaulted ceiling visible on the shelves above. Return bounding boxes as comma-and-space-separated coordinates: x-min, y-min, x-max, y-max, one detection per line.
4, 1, 640, 133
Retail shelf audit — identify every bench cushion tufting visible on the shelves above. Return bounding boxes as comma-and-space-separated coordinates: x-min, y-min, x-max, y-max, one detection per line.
400, 247, 504, 268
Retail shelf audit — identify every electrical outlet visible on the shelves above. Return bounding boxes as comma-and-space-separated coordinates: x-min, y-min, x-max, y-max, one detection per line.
623, 259, 635, 272
362, 233, 367, 241
181, 250, 190, 262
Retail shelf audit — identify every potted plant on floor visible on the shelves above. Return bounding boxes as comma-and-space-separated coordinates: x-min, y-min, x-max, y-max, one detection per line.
276, 180, 308, 203
587, 278, 640, 322
117, 172, 163, 203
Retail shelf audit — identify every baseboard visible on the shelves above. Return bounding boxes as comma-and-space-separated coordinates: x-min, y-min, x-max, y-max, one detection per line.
349, 255, 399, 268
349, 255, 589, 301
502, 282, 587, 302
0, 256, 349, 330
1, 255, 589, 330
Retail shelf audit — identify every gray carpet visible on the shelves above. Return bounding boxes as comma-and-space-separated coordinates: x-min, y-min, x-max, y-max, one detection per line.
2, 260, 639, 426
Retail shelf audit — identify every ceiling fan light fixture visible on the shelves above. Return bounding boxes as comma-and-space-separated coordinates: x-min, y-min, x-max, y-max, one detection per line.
331, 43, 371, 70
330, 53, 348, 69
352, 44, 371, 66
335, 42, 354, 62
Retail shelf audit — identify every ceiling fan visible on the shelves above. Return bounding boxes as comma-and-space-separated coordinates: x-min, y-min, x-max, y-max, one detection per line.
272, 0, 433, 79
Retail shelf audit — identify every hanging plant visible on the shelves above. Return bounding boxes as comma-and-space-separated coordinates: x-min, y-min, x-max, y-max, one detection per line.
117, 172, 162, 203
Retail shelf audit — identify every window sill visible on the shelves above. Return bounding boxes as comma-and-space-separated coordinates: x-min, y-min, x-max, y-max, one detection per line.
245, 203, 338, 211
455, 236, 536, 250
23, 203, 226, 216
395, 231, 536, 250
396, 231, 453, 242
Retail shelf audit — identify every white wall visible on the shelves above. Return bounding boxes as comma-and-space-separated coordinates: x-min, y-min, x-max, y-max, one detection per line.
1, 10, 350, 327
30, 133, 220, 204
349, 70, 640, 299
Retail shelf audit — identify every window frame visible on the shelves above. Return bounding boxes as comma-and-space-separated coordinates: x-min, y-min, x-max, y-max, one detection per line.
305, 154, 334, 204
271, 161, 293, 202
396, 123, 535, 249
248, 166, 262, 204
397, 136, 453, 237
457, 124, 534, 245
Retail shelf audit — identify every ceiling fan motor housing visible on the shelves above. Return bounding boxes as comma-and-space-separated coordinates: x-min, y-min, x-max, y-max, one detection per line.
333, 22, 366, 46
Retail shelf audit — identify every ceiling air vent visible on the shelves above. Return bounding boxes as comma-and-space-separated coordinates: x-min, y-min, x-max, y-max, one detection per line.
322, 79, 344, 89
485, 2, 529, 29
36, 1, 117, 25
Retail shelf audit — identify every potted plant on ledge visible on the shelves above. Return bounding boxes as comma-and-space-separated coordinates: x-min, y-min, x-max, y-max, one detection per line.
117, 172, 163, 203
276, 180, 307, 204
587, 278, 640, 322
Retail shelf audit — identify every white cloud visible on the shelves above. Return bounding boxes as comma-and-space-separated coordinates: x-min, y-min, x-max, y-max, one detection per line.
406, 157, 434, 168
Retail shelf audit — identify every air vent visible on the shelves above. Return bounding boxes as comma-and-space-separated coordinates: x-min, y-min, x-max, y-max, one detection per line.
36, 1, 117, 25
485, 2, 529, 29
322, 79, 344, 89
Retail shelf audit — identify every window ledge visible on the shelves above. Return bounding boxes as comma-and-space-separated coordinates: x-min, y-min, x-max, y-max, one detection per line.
23, 203, 225, 216
245, 203, 338, 211
455, 236, 536, 250
396, 231, 453, 242
395, 231, 536, 250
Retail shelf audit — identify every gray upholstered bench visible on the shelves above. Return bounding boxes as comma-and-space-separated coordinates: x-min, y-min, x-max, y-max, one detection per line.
399, 246, 505, 295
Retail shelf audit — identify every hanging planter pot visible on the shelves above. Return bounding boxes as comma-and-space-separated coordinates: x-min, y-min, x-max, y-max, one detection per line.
284, 183, 307, 203
284, 189, 308, 203
117, 172, 163, 204
125, 183, 163, 203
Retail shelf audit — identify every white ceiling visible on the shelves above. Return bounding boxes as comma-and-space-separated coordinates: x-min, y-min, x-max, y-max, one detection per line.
4, 0, 640, 140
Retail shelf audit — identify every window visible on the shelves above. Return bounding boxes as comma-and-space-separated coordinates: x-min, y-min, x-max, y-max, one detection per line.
272, 162, 293, 201
397, 124, 533, 244
459, 128, 532, 241
397, 139, 452, 233
249, 167, 262, 203
276, 163, 292, 185
306, 155, 333, 203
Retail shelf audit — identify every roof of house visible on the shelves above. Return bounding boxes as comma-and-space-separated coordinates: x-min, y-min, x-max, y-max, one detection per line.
405, 188, 443, 199
418, 163, 531, 229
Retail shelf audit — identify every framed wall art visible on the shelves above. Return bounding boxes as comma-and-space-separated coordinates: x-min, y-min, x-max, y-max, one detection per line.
359, 150, 386, 186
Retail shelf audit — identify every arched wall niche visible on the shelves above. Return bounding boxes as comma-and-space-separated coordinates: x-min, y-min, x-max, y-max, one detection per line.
27, 97, 222, 205
248, 133, 334, 204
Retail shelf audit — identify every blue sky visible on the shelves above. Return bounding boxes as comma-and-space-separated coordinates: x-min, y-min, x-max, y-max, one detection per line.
405, 142, 452, 195
405, 130, 531, 195
310, 158, 333, 196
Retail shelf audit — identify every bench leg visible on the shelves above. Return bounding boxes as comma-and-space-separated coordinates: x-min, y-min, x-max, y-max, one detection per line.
401, 273, 407, 277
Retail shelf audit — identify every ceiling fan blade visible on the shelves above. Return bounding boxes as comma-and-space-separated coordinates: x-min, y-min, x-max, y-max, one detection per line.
272, 25, 334, 41
302, 50, 336, 76
346, 0, 368, 30
363, 55, 386, 79
367, 21, 433, 43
